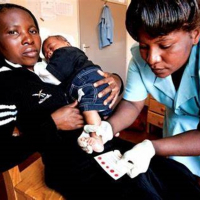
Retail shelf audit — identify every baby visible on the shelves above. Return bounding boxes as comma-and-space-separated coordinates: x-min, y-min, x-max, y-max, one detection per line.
38, 35, 113, 153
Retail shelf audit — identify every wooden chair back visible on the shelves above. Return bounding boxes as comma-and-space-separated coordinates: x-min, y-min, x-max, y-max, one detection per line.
2, 155, 65, 200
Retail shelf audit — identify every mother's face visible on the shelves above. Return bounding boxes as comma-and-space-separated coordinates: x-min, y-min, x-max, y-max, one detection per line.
138, 28, 200, 78
0, 8, 41, 68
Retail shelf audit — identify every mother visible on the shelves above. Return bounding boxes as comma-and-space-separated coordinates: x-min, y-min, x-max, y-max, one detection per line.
0, 3, 121, 176
0, 3, 200, 200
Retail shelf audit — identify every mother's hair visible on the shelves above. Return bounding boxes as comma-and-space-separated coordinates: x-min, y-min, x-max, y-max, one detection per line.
126, 0, 200, 41
0, 3, 39, 32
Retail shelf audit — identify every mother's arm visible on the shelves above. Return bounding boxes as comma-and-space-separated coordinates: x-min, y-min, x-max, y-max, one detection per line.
51, 101, 84, 130
20, 101, 84, 138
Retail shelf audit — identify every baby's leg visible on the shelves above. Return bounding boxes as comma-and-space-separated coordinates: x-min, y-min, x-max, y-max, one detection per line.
77, 132, 93, 154
77, 132, 89, 148
87, 132, 104, 152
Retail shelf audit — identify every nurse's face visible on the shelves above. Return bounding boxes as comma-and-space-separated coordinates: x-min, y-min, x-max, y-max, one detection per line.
0, 8, 41, 69
138, 28, 200, 78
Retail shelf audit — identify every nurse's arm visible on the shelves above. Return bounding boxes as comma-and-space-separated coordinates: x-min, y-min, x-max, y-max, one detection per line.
152, 129, 200, 156
107, 99, 145, 135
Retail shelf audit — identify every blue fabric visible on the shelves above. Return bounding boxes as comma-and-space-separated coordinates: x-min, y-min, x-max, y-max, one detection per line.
98, 5, 114, 49
69, 66, 112, 117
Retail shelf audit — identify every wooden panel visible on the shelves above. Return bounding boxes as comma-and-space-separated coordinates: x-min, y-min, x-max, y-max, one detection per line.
3, 166, 21, 200
147, 111, 164, 128
15, 158, 65, 200
149, 99, 165, 115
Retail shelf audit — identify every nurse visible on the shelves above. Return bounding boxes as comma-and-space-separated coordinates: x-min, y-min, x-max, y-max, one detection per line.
108, 0, 200, 180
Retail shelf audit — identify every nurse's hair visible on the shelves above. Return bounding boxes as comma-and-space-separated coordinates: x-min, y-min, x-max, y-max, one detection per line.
126, 0, 200, 41
0, 3, 39, 32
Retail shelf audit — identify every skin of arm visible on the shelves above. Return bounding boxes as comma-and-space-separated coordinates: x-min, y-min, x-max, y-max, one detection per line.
94, 70, 121, 107
152, 130, 200, 156
51, 101, 84, 130
108, 99, 145, 135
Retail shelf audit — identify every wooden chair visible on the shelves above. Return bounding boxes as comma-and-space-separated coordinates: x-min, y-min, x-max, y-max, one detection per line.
3, 155, 65, 200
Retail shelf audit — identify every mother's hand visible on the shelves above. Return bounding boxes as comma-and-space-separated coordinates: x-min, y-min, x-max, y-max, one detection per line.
51, 101, 84, 130
94, 70, 123, 108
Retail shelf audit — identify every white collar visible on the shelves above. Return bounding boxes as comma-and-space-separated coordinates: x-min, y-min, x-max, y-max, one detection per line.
5, 59, 22, 68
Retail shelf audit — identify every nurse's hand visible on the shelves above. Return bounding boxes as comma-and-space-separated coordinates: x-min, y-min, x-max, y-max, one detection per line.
94, 70, 123, 108
51, 101, 84, 130
118, 140, 155, 178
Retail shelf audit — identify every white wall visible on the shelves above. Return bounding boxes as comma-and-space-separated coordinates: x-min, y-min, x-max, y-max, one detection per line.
8, 0, 80, 47
5, 0, 136, 81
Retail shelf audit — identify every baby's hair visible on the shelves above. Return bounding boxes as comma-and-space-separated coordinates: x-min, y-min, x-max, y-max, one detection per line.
126, 0, 200, 41
51, 35, 70, 44
42, 35, 71, 55
0, 3, 39, 32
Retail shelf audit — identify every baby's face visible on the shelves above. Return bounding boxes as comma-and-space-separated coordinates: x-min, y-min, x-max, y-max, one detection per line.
43, 37, 69, 61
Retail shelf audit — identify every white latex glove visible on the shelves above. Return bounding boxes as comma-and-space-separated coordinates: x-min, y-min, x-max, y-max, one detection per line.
118, 140, 155, 178
77, 121, 113, 154
84, 121, 113, 144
